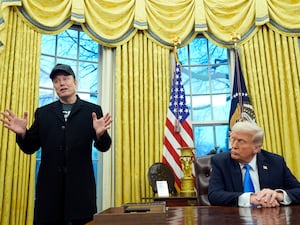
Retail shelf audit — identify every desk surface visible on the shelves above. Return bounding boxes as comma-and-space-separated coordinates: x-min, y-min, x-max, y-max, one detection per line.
94, 205, 300, 225
166, 205, 299, 225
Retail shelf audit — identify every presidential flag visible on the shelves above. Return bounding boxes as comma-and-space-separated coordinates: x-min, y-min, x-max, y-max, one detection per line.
162, 58, 194, 191
229, 50, 256, 129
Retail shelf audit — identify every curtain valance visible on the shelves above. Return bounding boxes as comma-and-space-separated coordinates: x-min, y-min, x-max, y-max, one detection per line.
1, 0, 300, 49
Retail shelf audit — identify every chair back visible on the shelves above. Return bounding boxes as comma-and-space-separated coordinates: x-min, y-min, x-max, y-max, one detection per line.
194, 155, 213, 205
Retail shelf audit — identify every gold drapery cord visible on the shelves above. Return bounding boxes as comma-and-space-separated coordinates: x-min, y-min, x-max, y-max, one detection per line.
1, 0, 300, 50
0, 8, 41, 225
239, 26, 300, 180
114, 31, 171, 205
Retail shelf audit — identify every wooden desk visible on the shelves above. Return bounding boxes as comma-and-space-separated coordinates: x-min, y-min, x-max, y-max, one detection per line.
94, 205, 300, 225
153, 196, 198, 207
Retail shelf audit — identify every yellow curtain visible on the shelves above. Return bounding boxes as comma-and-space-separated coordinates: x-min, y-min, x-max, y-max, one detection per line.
1, 0, 300, 49
239, 26, 300, 179
0, 7, 41, 225
114, 31, 171, 205
0, 0, 299, 216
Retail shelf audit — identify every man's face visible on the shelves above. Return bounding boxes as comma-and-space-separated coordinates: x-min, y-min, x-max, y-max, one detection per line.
52, 74, 77, 102
229, 131, 260, 164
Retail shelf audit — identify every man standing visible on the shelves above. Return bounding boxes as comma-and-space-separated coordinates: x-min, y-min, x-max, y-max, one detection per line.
208, 121, 300, 207
0, 64, 112, 225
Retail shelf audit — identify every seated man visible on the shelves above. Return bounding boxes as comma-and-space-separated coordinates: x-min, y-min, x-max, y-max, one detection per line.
208, 121, 300, 207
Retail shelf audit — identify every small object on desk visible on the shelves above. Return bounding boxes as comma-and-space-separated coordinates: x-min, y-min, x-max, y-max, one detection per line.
156, 180, 170, 197
124, 206, 150, 213
123, 201, 166, 213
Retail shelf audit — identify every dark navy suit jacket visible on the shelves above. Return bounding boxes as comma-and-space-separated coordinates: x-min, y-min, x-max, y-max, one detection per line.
208, 150, 300, 206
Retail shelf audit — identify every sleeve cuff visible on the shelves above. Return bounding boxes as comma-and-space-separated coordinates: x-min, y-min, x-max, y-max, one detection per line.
275, 189, 292, 205
238, 192, 253, 207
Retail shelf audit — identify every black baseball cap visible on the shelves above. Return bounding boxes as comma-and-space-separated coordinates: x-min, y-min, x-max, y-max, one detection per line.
49, 64, 75, 80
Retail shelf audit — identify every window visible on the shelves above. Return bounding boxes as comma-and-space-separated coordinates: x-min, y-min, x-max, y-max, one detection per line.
178, 36, 231, 156
37, 28, 101, 188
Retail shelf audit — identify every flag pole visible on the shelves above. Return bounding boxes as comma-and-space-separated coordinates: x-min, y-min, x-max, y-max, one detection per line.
228, 33, 256, 128
231, 33, 243, 122
172, 36, 181, 133
162, 36, 195, 192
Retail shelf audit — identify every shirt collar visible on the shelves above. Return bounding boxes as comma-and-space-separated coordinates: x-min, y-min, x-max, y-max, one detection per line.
239, 154, 257, 171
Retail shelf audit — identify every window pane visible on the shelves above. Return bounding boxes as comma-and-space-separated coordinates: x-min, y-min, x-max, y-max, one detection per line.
178, 46, 188, 65
40, 56, 56, 88
212, 94, 231, 120
181, 67, 190, 95
190, 66, 209, 95
193, 125, 229, 156
41, 35, 56, 55
193, 126, 214, 156
78, 62, 98, 93
191, 95, 212, 121
178, 36, 231, 157
211, 65, 230, 94
35, 150, 41, 186
79, 32, 99, 61
57, 30, 78, 58
189, 38, 208, 64
209, 41, 228, 64
215, 125, 230, 152
39, 88, 55, 106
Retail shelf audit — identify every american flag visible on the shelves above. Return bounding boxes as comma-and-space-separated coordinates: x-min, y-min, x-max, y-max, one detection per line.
229, 49, 256, 129
162, 59, 194, 191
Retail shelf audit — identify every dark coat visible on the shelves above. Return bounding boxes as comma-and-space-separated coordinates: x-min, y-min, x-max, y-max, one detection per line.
208, 150, 300, 206
17, 96, 111, 223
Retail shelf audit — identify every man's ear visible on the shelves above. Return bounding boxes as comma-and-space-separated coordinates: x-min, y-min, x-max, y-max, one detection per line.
253, 144, 261, 153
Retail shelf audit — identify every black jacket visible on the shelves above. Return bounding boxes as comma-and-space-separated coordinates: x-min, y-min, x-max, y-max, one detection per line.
17, 96, 111, 223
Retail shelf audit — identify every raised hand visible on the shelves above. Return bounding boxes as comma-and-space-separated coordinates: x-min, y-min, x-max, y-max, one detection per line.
92, 112, 112, 139
0, 109, 28, 137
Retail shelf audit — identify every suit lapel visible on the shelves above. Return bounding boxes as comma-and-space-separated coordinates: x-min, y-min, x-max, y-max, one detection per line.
51, 101, 65, 123
50, 98, 83, 123
257, 152, 270, 189
67, 98, 82, 120
230, 158, 244, 192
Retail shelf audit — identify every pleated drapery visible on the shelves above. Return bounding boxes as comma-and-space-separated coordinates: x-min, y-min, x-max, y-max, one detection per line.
115, 32, 171, 205
0, 7, 41, 225
1, 0, 300, 49
239, 27, 300, 176
0, 1, 299, 224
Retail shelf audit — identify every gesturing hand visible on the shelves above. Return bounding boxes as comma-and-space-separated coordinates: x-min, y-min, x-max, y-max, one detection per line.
0, 109, 28, 137
92, 112, 112, 139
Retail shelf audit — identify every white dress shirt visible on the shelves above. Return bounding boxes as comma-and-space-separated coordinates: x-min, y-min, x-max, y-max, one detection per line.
238, 155, 291, 207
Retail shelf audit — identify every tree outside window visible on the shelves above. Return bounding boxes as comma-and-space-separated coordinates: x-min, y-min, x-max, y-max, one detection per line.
178, 37, 231, 156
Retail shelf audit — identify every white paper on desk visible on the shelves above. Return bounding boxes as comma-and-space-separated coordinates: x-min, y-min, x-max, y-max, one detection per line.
156, 181, 169, 197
